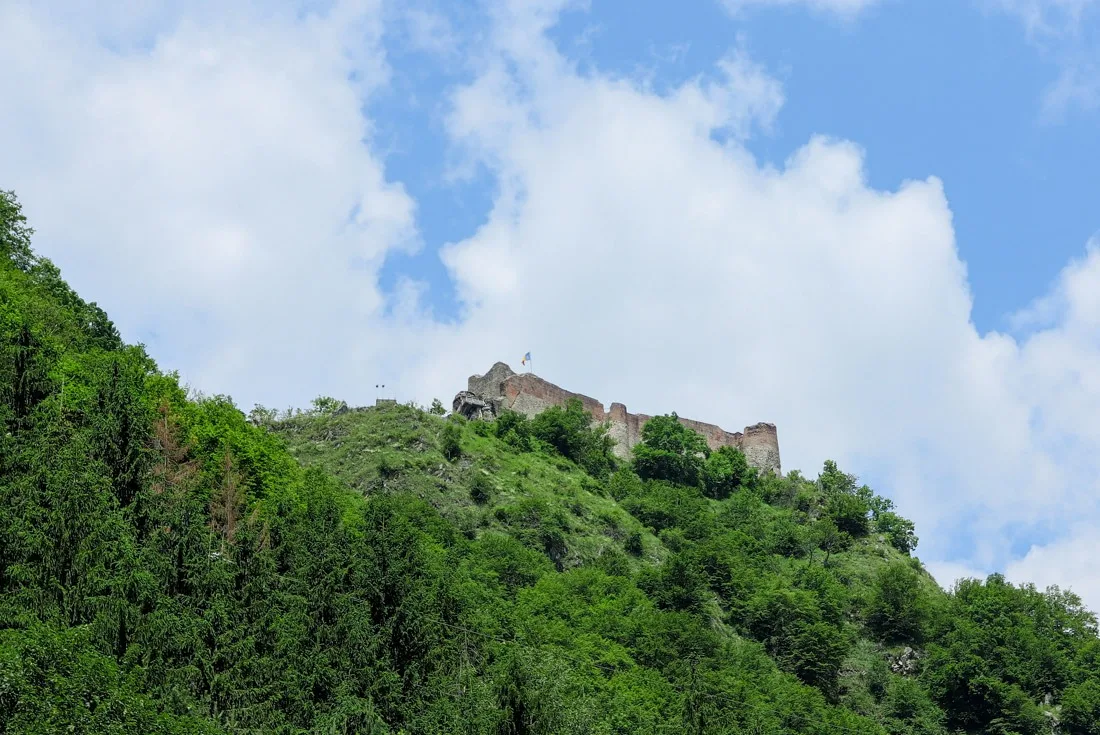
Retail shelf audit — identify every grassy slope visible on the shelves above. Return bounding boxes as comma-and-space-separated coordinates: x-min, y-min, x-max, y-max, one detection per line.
8, 188, 1094, 734
273, 402, 945, 716
273, 405, 666, 572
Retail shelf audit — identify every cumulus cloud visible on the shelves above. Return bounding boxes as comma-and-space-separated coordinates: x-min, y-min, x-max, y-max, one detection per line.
4, 0, 1100, 613
414, 2, 1100, 609
1006, 523, 1100, 605
0, 0, 417, 405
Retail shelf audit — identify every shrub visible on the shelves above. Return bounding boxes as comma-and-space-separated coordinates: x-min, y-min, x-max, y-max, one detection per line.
441, 421, 463, 461
876, 511, 918, 553
632, 414, 708, 487
469, 473, 493, 505
703, 445, 756, 499
826, 492, 870, 538
530, 398, 616, 477
866, 561, 928, 644
591, 546, 632, 577
608, 467, 643, 500
1061, 678, 1100, 735
494, 409, 533, 450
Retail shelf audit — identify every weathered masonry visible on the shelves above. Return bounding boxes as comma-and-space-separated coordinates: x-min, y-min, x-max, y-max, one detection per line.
453, 362, 781, 476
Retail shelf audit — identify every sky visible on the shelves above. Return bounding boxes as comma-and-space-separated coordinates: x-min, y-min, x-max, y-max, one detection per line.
2, 0, 1100, 610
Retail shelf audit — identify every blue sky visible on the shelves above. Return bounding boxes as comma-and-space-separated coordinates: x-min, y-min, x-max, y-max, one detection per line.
371, 0, 1099, 331
2, 0, 1100, 609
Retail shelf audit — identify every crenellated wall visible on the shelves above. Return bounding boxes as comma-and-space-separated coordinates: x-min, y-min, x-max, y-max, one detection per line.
456, 362, 781, 476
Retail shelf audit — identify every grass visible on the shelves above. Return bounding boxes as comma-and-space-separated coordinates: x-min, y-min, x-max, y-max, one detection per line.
273, 403, 940, 702
273, 404, 664, 572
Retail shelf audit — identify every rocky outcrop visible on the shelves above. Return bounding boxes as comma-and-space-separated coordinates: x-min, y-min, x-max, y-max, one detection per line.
452, 391, 494, 420
887, 647, 922, 676
455, 362, 781, 475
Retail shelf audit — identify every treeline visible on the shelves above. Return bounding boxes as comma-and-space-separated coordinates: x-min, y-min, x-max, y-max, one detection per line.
1, 189, 1099, 734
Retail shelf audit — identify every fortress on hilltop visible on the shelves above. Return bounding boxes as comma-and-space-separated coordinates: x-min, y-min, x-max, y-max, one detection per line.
453, 362, 781, 476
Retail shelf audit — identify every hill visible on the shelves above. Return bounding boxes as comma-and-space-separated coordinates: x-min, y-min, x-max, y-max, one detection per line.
1, 188, 1099, 734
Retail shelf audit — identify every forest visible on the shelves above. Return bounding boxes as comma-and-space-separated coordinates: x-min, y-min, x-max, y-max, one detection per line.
2, 188, 1099, 734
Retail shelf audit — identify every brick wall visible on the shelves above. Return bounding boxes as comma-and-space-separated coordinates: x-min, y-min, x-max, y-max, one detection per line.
461, 363, 781, 475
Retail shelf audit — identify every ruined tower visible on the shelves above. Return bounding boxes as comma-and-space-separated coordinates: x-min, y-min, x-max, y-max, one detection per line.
452, 362, 781, 476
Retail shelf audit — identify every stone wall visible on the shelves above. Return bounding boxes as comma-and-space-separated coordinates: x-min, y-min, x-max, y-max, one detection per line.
458, 362, 781, 476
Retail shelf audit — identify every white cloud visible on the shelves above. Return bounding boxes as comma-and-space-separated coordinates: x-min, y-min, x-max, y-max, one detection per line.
924, 560, 988, 591
988, 0, 1100, 119
1042, 61, 1100, 119
1005, 525, 1100, 606
401, 6, 460, 58
721, 0, 884, 18
991, 0, 1098, 36
0, 0, 417, 405
413, 2, 1100, 609
5, 0, 1100, 615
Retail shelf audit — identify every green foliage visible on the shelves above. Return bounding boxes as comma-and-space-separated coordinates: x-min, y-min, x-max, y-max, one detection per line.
494, 408, 534, 451
632, 413, 708, 487
810, 518, 852, 565
743, 583, 851, 697
1062, 678, 1100, 735
819, 459, 858, 495
529, 397, 616, 477
702, 445, 756, 499
0, 190, 34, 271
640, 550, 710, 612
469, 471, 493, 504
3, 191, 1099, 735
310, 394, 344, 414
440, 419, 463, 460
827, 492, 871, 537
429, 398, 446, 415
0, 626, 222, 734
875, 510, 919, 553
866, 561, 929, 644
881, 677, 946, 735
921, 574, 1096, 734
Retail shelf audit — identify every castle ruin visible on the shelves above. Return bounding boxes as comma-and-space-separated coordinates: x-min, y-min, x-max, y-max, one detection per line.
453, 362, 781, 476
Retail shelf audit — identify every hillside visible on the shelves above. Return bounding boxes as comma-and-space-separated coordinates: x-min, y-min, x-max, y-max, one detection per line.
2, 187, 1100, 734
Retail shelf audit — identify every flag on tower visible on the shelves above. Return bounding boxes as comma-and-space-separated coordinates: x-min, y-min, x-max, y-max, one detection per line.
522, 352, 531, 366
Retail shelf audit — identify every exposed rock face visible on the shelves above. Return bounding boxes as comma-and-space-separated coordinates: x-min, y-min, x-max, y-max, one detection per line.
452, 391, 494, 421
888, 647, 922, 676
455, 362, 781, 476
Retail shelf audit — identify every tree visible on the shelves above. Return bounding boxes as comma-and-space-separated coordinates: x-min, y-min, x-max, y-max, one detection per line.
530, 398, 615, 477
310, 395, 343, 414
633, 414, 708, 487
703, 445, 756, 499
641, 551, 709, 612
469, 473, 493, 505
1062, 679, 1100, 735
248, 404, 279, 425
441, 420, 463, 460
867, 561, 928, 644
429, 398, 446, 415
494, 409, 533, 451
826, 492, 870, 537
0, 190, 34, 270
809, 518, 851, 566
818, 460, 857, 496
743, 585, 850, 696
876, 511, 919, 553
